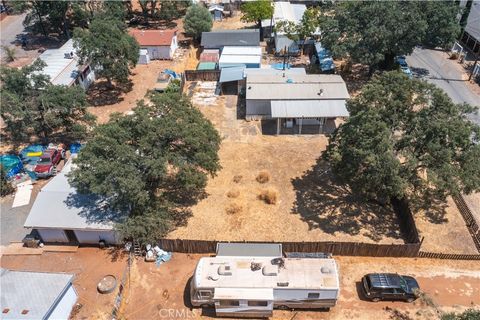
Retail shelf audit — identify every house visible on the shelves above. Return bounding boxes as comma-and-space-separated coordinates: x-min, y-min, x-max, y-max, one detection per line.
129, 29, 178, 60
219, 66, 306, 95
24, 156, 123, 245
201, 29, 260, 49
460, 0, 480, 54
245, 71, 350, 134
218, 46, 262, 69
36, 39, 95, 90
209, 4, 225, 21
0, 269, 77, 320
266, 2, 319, 55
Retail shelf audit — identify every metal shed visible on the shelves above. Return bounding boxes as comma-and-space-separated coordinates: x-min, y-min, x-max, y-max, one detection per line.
0, 269, 77, 320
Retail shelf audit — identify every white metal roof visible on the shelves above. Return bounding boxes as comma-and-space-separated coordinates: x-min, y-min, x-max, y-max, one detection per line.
219, 54, 261, 65
271, 100, 349, 118
214, 288, 274, 301
194, 256, 339, 290
221, 46, 262, 56
465, 1, 480, 41
0, 269, 74, 320
35, 39, 83, 86
24, 157, 120, 231
274, 2, 305, 23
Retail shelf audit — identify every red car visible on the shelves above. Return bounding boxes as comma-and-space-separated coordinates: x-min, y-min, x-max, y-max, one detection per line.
34, 148, 65, 178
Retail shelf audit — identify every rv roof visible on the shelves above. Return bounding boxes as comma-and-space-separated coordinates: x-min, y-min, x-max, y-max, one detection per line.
194, 256, 339, 291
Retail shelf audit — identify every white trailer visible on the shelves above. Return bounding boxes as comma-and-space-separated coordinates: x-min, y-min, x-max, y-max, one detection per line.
190, 243, 339, 318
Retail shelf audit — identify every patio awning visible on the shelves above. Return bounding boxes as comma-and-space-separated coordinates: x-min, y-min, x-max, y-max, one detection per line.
270, 100, 349, 118
219, 66, 245, 83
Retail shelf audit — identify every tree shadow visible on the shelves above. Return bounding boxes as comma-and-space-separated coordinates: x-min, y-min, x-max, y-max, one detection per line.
105, 246, 129, 262
12, 31, 63, 51
408, 193, 448, 224
86, 80, 132, 107
291, 159, 404, 242
410, 67, 430, 78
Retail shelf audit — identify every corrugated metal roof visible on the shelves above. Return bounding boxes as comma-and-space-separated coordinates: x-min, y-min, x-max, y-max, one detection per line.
247, 73, 345, 84
244, 67, 306, 77
465, 1, 480, 41
24, 157, 120, 230
201, 29, 260, 48
197, 62, 217, 70
274, 34, 299, 53
247, 82, 349, 100
221, 46, 262, 56
0, 269, 74, 320
271, 100, 349, 118
219, 66, 245, 83
219, 54, 261, 65
36, 39, 81, 86
216, 243, 283, 257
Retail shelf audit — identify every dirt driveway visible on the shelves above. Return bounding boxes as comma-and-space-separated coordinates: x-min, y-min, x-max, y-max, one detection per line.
122, 254, 480, 320
1, 248, 128, 320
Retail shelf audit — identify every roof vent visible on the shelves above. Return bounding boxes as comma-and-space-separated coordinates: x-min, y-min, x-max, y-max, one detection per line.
2, 309, 9, 314
21, 310, 29, 315
262, 265, 278, 276
321, 267, 332, 274
218, 265, 232, 276
251, 262, 262, 271
64, 52, 74, 59
286, 78, 293, 83
318, 89, 324, 96
277, 282, 289, 287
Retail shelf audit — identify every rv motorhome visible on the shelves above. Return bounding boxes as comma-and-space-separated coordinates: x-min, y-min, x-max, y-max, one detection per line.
190, 243, 340, 318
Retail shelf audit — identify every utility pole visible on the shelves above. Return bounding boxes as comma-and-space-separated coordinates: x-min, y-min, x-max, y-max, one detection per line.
468, 54, 479, 81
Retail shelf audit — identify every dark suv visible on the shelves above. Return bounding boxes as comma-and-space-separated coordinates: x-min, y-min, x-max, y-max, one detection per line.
362, 273, 420, 302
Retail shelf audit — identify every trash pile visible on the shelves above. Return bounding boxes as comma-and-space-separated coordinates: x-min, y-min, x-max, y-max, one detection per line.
145, 244, 172, 267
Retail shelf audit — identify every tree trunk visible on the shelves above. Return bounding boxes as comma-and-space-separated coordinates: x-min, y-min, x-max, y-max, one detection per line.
382, 52, 396, 70
34, 4, 48, 37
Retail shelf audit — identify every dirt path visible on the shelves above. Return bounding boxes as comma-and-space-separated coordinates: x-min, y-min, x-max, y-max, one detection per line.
122, 254, 480, 320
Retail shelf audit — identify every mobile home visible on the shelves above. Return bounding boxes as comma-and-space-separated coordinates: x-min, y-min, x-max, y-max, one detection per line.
190, 243, 339, 318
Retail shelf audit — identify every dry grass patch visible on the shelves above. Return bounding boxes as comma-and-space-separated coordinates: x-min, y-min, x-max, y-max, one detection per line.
233, 175, 243, 183
226, 189, 240, 198
225, 202, 243, 214
258, 188, 278, 205
256, 171, 271, 184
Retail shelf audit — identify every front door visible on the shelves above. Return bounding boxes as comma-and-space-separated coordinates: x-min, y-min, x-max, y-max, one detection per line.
64, 230, 79, 243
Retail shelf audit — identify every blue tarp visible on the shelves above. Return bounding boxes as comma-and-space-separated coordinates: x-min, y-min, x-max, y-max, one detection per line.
164, 69, 178, 79
70, 143, 83, 154
315, 42, 335, 72
0, 155, 23, 179
271, 63, 292, 70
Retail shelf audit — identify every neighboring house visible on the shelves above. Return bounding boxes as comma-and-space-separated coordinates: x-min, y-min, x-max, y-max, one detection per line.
36, 39, 95, 90
201, 29, 260, 50
460, 0, 480, 54
129, 29, 178, 60
0, 269, 77, 320
264, 1, 318, 55
24, 156, 123, 245
245, 70, 350, 134
209, 4, 225, 21
218, 46, 262, 69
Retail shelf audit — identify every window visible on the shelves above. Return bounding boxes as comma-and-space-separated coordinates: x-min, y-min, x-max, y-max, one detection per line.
248, 301, 268, 307
219, 300, 240, 307
308, 293, 320, 299
382, 288, 396, 294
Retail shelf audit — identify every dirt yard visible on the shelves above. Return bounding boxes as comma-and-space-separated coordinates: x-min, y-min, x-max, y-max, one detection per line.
122, 253, 480, 320
168, 82, 404, 244
0, 248, 128, 320
87, 48, 189, 124
414, 196, 479, 254
212, 14, 256, 30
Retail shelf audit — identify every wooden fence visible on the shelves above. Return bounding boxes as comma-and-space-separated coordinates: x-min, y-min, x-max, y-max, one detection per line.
452, 195, 480, 252
184, 70, 220, 81
158, 239, 421, 257
390, 197, 421, 244
418, 251, 480, 260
